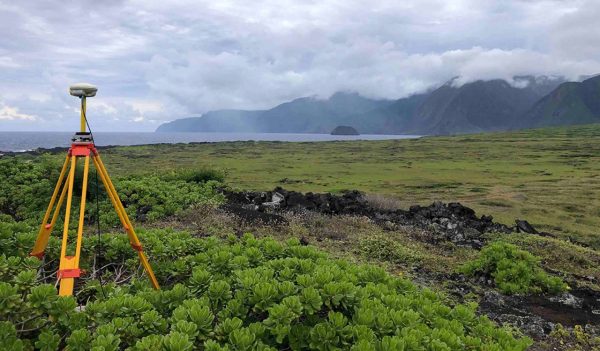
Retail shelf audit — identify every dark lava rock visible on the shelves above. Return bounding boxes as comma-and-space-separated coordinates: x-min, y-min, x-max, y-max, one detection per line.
479, 290, 552, 339
224, 187, 371, 216
223, 187, 512, 248
479, 288, 600, 338
330, 125, 359, 135
392, 201, 511, 247
135, 205, 152, 222
516, 219, 538, 234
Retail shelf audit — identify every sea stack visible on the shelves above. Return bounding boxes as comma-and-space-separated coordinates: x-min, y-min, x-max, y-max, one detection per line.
331, 125, 359, 135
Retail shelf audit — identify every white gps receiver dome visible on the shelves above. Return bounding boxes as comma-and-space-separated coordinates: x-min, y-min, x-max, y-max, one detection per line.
69, 83, 97, 97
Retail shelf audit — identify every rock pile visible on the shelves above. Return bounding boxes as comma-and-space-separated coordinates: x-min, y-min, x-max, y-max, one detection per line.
223, 187, 521, 248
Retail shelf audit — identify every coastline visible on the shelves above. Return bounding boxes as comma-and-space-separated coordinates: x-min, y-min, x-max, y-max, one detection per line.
0, 131, 421, 154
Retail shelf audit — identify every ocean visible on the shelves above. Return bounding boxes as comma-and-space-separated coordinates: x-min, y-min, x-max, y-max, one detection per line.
0, 131, 420, 152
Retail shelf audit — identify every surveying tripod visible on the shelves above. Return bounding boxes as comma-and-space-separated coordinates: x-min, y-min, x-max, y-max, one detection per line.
30, 84, 159, 296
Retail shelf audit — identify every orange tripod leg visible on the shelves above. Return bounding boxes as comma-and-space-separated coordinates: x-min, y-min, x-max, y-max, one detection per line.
58, 156, 77, 296
31, 155, 70, 258
92, 154, 160, 290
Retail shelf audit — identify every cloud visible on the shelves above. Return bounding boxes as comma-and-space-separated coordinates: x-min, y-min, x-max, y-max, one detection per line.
0, 104, 36, 121
0, 56, 20, 68
549, 0, 600, 61
0, 0, 598, 131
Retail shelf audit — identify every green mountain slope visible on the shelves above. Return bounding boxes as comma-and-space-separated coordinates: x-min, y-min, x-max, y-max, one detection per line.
407, 77, 562, 135
519, 75, 600, 128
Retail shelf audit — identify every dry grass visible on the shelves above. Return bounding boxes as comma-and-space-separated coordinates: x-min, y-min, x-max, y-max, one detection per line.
154, 206, 477, 281
365, 193, 404, 211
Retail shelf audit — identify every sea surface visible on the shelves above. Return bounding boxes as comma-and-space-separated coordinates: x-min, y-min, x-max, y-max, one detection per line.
0, 131, 420, 152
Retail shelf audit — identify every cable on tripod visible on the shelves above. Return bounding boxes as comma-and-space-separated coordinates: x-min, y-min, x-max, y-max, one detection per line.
82, 101, 107, 299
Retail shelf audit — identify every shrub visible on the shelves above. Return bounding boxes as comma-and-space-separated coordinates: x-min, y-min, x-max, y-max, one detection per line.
106, 176, 224, 224
161, 168, 226, 184
0, 155, 60, 221
0, 156, 225, 225
358, 236, 421, 264
460, 241, 567, 295
0, 224, 532, 350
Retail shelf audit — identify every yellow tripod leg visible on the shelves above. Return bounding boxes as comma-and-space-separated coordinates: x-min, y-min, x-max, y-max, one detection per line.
31, 155, 70, 258
58, 156, 77, 296
44, 172, 70, 243
92, 155, 160, 290
32, 172, 70, 258
93, 155, 160, 289
73, 156, 90, 269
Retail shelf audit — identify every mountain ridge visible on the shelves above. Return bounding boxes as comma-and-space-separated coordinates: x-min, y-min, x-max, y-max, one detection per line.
156, 75, 599, 135
407, 78, 551, 135
156, 92, 392, 134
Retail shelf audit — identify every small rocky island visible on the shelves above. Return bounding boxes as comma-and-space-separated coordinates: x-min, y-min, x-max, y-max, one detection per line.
330, 125, 359, 135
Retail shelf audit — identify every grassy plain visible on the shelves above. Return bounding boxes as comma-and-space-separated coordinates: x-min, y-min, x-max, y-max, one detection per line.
46, 124, 600, 247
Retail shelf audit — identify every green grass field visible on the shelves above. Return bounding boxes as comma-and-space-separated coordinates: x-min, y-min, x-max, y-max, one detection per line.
83, 124, 600, 247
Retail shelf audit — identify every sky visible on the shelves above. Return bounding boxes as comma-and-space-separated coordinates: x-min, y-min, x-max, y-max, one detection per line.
0, 0, 599, 132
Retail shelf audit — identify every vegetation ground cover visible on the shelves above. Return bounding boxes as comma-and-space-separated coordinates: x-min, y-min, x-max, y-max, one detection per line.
2, 124, 600, 350
0, 153, 538, 350
1, 217, 533, 350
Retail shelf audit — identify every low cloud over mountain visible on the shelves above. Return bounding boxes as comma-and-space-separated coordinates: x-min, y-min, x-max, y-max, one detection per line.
160, 75, 595, 135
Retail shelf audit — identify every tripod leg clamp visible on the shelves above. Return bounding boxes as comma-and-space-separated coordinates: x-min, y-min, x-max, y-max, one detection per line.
58, 268, 82, 279
130, 243, 143, 252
